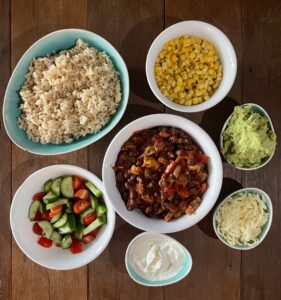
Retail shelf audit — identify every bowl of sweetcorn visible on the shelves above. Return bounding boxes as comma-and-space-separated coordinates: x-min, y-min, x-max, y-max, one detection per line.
146, 21, 237, 113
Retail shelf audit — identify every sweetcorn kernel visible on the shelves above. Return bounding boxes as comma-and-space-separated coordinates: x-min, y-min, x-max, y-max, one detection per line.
154, 34, 222, 106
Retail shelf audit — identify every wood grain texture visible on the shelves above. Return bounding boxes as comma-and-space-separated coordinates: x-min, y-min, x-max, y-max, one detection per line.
11, 1, 88, 300
241, 1, 281, 299
0, 0, 12, 299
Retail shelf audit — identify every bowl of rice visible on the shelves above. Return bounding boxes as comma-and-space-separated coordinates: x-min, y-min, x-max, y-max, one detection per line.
213, 188, 273, 250
3, 29, 129, 155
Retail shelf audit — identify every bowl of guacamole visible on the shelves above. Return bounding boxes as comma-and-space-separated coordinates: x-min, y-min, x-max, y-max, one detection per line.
220, 103, 277, 170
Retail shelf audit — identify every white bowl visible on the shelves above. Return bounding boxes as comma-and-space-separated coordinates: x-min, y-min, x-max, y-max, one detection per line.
213, 187, 273, 250
102, 114, 223, 233
220, 103, 276, 170
10, 165, 116, 270
146, 20, 237, 113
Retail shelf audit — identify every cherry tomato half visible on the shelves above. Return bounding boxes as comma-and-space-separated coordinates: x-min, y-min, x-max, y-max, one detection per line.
72, 175, 83, 191
33, 210, 42, 221
74, 189, 90, 200
81, 232, 96, 244
37, 236, 52, 248
83, 213, 96, 226
32, 222, 43, 235
73, 200, 90, 214
70, 240, 83, 254
49, 205, 63, 218
32, 192, 45, 201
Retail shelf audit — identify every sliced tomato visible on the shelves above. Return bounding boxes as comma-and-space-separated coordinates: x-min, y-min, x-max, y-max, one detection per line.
41, 210, 51, 221
73, 200, 90, 214
195, 153, 209, 164
32, 222, 43, 235
176, 185, 190, 198
74, 188, 90, 200
83, 213, 97, 226
32, 192, 45, 201
81, 232, 96, 244
72, 175, 83, 191
49, 205, 63, 218
33, 210, 42, 221
70, 240, 83, 254
37, 236, 52, 248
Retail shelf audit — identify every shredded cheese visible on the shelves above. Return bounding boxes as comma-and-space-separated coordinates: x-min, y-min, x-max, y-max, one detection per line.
215, 193, 269, 246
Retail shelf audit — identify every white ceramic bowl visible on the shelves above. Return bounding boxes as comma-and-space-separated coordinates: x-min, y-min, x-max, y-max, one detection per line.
220, 103, 276, 170
213, 187, 273, 250
10, 165, 116, 270
102, 114, 223, 233
146, 20, 237, 113
125, 232, 192, 286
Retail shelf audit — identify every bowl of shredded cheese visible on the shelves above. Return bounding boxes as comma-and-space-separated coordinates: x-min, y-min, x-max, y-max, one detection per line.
213, 188, 272, 250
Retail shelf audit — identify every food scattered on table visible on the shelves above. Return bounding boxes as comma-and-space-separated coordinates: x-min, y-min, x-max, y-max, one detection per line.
28, 175, 107, 253
18, 39, 121, 144
129, 234, 185, 281
222, 105, 276, 168
154, 35, 222, 106
114, 127, 209, 222
215, 192, 269, 246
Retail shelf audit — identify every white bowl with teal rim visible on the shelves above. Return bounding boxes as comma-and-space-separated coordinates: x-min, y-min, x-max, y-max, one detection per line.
213, 187, 273, 250
125, 232, 192, 286
3, 29, 129, 155
220, 103, 276, 170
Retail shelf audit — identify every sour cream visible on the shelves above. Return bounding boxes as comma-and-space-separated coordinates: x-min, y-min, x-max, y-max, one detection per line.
128, 234, 185, 281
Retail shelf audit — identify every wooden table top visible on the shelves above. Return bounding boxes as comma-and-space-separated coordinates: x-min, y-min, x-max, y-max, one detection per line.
1, 0, 280, 299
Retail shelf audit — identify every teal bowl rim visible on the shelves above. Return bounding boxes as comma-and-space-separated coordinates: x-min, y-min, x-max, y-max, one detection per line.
125, 232, 193, 287
220, 103, 276, 170
2, 28, 129, 155
212, 187, 273, 250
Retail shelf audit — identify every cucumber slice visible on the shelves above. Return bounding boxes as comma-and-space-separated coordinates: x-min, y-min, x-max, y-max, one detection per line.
75, 223, 84, 240
46, 198, 69, 210
50, 211, 63, 224
90, 195, 98, 210
80, 208, 95, 224
51, 177, 62, 196
68, 213, 76, 232
85, 181, 102, 198
59, 223, 72, 234
61, 176, 74, 198
51, 231, 62, 245
43, 191, 58, 204
65, 200, 73, 213
61, 234, 72, 249
44, 179, 53, 193
38, 220, 53, 239
97, 204, 107, 217
28, 201, 41, 220
83, 216, 106, 235
53, 212, 68, 228
38, 202, 44, 213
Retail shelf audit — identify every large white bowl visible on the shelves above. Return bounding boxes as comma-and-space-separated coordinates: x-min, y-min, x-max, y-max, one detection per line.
146, 21, 237, 113
10, 165, 116, 270
102, 114, 223, 233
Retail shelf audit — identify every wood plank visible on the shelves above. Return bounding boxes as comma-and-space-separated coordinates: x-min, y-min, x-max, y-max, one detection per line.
0, 0, 12, 299
87, 1, 165, 299
11, 1, 88, 299
242, 1, 281, 299
164, 1, 244, 299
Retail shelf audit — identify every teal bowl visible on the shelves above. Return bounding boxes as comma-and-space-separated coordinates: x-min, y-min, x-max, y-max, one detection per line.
213, 187, 273, 250
3, 29, 129, 155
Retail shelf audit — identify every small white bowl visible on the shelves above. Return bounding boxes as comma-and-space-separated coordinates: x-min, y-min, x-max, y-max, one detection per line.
102, 114, 223, 233
146, 20, 237, 113
10, 165, 116, 270
213, 188, 273, 250
220, 103, 276, 170
125, 232, 192, 286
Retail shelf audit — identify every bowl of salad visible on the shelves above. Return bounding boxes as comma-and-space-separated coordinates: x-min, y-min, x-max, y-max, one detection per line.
10, 164, 115, 270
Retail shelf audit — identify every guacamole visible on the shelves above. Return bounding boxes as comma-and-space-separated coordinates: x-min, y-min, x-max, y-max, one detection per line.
222, 105, 276, 168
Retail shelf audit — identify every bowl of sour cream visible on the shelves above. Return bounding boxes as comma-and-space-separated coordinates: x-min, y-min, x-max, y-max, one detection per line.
125, 232, 192, 286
